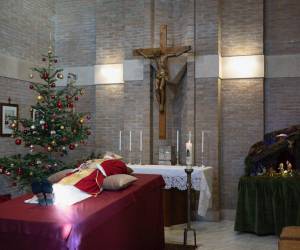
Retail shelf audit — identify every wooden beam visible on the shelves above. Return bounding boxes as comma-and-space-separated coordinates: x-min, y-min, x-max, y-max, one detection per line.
160, 25, 167, 51
159, 110, 166, 140
133, 48, 160, 57
164, 45, 191, 55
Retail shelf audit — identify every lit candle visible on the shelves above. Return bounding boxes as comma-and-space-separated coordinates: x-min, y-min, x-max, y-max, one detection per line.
140, 130, 143, 152
129, 131, 132, 152
176, 130, 179, 153
119, 131, 122, 151
186, 140, 193, 168
201, 131, 204, 153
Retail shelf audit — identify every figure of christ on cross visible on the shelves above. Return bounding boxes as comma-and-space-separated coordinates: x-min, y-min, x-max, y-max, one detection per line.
133, 25, 191, 139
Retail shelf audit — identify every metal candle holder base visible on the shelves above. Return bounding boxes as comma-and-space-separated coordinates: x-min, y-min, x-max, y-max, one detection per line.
184, 168, 197, 247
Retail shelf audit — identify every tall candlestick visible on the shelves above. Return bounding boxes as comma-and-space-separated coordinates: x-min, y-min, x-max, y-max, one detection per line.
176, 130, 179, 153
119, 131, 122, 151
129, 131, 132, 152
201, 131, 204, 153
140, 130, 143, 151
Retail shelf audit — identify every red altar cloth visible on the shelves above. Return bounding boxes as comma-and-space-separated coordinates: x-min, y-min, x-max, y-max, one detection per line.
0, 174, 165, 250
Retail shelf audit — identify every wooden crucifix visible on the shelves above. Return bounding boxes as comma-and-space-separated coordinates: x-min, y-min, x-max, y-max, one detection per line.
133, 25, 191, 139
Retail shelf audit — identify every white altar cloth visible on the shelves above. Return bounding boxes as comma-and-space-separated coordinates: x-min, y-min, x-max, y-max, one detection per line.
129, 165, 213, 217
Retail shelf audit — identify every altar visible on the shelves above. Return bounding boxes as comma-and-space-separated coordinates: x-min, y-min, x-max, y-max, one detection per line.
129, 165, 213, 226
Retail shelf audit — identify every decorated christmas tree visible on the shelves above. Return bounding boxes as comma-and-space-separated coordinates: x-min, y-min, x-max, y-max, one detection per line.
0, 44, 91, 188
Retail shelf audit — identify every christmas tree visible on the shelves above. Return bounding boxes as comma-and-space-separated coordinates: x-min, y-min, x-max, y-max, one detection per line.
0, 44, 91, 188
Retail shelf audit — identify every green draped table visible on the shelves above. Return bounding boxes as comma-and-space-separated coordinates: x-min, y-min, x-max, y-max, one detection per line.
234, 176, 300, 235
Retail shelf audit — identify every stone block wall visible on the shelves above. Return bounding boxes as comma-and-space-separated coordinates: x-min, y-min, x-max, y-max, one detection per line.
221, 79, 264, 209
55, 0, 96, 66
264, 0, 300, 133
219, 0, 264, 211
0, 0, 55, 64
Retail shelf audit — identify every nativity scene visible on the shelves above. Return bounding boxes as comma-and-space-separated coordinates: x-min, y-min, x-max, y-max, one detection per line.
0, 1, 299, 250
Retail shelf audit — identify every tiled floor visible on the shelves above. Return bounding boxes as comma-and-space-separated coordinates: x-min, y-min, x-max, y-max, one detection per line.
165, 220, 278, 250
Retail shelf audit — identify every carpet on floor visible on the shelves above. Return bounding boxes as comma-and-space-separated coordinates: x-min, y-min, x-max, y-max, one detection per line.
165, 243, 196, 250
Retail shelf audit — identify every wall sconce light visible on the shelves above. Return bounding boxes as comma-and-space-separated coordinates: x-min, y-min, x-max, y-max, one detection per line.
221, 55, 264, 79
94, 64, 124, 84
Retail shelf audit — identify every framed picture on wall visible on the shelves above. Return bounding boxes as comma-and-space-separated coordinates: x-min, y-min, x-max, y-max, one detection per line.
0, 103, 18, 136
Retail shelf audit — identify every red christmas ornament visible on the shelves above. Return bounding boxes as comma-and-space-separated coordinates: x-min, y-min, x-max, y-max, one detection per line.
43, 123, 48, 129
15, 139, 22, 145
29, 85, 34, 89
68, 102, 74, 108
65, 95, 69, 99
57, 100, 63, 109
17, 168, 22, 176
75, 96, 79, 101
51, 95, 56, 99
69, 144, 75, 150
5, 170, 11, 176
50, 82, 56, 88
41, 72, 49, 80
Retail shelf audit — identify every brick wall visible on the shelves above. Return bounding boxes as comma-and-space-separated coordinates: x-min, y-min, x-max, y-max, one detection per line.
195, 78, 220, 210
221, 79, 264, 209
221, 0, 263, 56
264, 0, 300, 134
55, 0, 96, 66
220, 0, 264, 210
195, 0, 219, 55
264, 0, 300, 55
0, 0, 55, 63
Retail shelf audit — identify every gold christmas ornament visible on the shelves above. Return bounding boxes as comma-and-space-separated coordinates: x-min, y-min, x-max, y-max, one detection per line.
60, 125, 65, 130
79, 118, 84, 124
57, 73, 64, 79
37, 95, 43, 101
51, 140, 56, 145
47, 146, 53, 152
